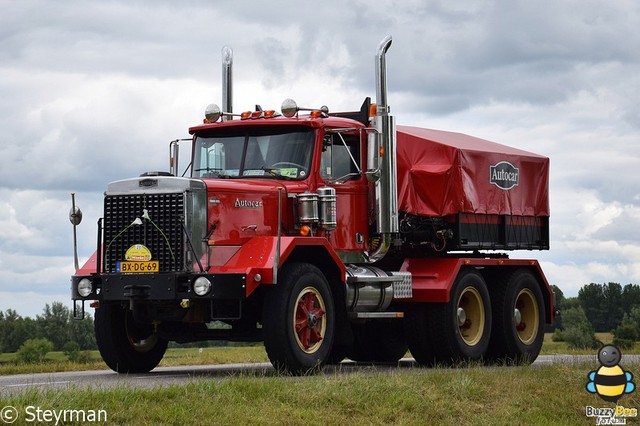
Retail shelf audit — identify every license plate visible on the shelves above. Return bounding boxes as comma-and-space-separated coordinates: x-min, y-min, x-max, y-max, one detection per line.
116, 260, 159, 273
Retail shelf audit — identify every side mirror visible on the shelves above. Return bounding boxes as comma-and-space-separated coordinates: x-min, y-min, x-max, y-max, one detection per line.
69, 193, 83, 271
69, 205, 83, 226
170, 139, 180, 176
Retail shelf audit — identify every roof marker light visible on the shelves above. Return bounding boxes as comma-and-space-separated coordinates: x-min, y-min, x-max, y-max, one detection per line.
369, 103, 377, 118
240, 111, 251, 120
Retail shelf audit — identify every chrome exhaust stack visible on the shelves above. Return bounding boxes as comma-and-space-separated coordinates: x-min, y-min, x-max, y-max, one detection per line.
374, 35, 398, 235
367, 35, 397, 262
222, 45, 233, 121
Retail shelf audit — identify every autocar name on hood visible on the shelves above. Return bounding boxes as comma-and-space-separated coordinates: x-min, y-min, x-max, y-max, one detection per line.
234, 198, 263, 208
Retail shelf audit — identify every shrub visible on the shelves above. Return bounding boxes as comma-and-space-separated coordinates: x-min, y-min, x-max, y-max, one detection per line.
551, 329, 565, 342
613, 324, 637, 350
614, 323, 638, 340
613, 337, 635, 350
559, 307, 599, 349
63, 341, 81, 362
564, 327, 599, 349
16, 338, 53, 364
76, 351, 94, 364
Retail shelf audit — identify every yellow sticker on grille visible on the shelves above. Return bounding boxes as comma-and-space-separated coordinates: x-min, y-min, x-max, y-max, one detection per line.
125, 244, 152, 261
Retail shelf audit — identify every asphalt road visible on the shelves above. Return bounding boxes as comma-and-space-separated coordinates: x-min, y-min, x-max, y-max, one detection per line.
4, 354, 640, 396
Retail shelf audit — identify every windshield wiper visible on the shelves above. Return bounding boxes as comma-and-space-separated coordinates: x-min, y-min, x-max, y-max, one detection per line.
193, 167, 231, 178
262, 167, 297, 180
234, 167, 296, 180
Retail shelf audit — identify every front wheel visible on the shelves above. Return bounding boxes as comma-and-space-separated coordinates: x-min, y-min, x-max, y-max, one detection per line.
94, 303, 168, 373
262, 263, 335, 375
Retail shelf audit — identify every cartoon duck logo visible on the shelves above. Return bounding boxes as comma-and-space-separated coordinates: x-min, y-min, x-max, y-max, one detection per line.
586, 345, 635, 403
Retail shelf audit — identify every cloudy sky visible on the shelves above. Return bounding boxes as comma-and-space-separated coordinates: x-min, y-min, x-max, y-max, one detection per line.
1, 0, 639, 317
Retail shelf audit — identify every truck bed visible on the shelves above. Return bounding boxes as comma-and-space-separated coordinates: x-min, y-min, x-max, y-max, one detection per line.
396, 126, 550, 251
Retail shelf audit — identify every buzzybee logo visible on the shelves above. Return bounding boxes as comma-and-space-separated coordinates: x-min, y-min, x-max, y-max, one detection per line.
584, 345, 638, 424
490, 161, 519, 190
586, 345, 635, 403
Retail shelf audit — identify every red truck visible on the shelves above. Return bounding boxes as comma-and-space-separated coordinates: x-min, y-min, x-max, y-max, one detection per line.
70, 36, 554, 375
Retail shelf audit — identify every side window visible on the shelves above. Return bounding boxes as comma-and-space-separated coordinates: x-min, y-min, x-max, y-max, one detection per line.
321, 133, 361, 180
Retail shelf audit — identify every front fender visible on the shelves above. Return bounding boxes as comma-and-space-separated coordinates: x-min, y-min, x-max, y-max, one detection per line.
212, 236, 346, 296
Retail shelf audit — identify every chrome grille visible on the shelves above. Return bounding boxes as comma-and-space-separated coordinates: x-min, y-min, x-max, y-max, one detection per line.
103, 193, 184, 272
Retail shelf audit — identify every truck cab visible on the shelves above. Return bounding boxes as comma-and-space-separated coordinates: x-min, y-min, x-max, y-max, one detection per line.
189, 114, 372, 257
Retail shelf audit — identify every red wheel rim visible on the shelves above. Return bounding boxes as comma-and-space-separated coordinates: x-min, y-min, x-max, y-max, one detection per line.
293, 286, 327, 354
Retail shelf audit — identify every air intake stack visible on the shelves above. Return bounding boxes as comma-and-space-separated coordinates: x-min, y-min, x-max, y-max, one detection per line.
222, 46, 233, 121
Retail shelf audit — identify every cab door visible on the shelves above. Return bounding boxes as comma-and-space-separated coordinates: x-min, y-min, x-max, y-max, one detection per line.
319, 131, 369, 257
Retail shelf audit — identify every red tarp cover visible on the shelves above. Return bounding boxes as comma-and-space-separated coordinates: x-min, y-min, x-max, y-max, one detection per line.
397, 126, 550, 217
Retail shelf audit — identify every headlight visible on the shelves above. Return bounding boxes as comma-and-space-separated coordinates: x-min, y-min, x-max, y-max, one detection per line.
77, 278, 93, 298
193, 276, 212, 296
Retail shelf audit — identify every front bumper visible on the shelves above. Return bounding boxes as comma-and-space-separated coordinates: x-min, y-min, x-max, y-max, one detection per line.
71, 272, 247, 301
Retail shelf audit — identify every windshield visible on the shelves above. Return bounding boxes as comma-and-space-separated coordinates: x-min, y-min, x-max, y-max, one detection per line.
193, 126, 314, 180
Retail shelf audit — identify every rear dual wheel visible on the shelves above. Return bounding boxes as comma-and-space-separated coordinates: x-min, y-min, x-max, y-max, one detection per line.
406, 270, 491, 366
488, 269, 545, 364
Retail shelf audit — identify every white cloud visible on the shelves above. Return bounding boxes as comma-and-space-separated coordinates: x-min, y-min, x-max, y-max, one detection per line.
0, 252, 73, 318
0, 291, 71, 319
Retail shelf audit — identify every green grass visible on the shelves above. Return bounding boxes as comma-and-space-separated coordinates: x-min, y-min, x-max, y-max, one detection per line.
541, 332, 640, 355
1, 363, 633, 425
160, 345, 270, 366
0, 346, 270, 375
2, 335, 638, 424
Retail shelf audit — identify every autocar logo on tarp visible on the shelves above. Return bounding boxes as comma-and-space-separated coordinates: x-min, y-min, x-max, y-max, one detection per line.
490, 161, 519, 190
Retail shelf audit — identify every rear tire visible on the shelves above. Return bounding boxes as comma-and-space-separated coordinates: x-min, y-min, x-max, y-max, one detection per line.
488, 269, 545, 364
95, 303, 168, 373
406, 270, 491, 366
262, 263, 335, 375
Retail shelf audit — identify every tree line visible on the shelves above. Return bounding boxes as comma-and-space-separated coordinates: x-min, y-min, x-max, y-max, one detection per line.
0, 301, 95, 354
551, 282, 640, 348
552, 282, 640, 331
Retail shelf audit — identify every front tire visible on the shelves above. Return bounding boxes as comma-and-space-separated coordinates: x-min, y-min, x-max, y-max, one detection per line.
95, 303, 168, 373
262, 263, 335, 375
